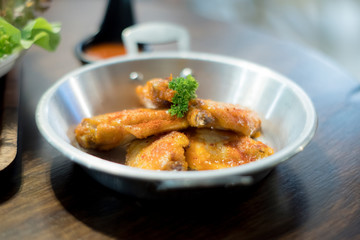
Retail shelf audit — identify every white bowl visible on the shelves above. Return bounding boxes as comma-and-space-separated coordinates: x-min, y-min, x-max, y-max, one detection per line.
36, 52, 317, 198
0, 52, 20, 78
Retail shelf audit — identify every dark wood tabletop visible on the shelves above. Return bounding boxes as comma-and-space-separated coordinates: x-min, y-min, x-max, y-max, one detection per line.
1, 0, 359, 239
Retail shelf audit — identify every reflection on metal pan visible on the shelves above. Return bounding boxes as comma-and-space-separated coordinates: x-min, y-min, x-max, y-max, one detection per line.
36, 51, 317, 198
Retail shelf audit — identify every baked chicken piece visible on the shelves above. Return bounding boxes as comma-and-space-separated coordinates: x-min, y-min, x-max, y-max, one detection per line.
187, 99, 261, 137
135, 78, 261, 137
135, 78, 175, 109
75, 109, 189, 151
185, 128, 274, 170
125, 131, 189, 171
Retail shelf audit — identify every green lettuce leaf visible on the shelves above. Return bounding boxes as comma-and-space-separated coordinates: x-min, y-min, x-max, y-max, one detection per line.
0, 17, 21, 57
20, 17, 61, 51
0, 17, 61, 58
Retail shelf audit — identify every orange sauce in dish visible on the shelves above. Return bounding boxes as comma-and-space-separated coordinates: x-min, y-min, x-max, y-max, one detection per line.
84, 42, 127, 60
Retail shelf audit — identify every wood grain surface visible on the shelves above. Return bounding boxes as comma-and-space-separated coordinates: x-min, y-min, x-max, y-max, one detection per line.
0, 1, 359, 239
0, 66, 20, 171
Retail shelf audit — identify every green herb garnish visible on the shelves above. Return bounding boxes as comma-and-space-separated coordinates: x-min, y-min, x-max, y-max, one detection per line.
0, 18, 21, 58
0, 17, 61, 59
168, 75, 199, 118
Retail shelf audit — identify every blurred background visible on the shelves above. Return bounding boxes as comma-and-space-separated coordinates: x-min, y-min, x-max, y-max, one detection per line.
188, 0, 360, 82
4, 0, 359, 82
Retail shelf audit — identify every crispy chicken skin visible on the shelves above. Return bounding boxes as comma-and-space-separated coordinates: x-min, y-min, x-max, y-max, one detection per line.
135, 79, 261, 137
75, 109, 189, 150
75, 77, 272, 171
126, 131, 189, 171
135, 78, 175, 109
185, 129, 274, 170
187, 99, 261, 137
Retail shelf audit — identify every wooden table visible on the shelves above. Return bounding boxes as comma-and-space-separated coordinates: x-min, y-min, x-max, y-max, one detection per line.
1, 1, 359, 239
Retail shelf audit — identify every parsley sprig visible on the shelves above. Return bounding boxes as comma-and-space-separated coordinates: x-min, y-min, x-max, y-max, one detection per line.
168, 75, 199, 118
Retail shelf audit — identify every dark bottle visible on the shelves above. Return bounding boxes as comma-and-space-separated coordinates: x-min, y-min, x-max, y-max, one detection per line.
75, 0, 135, 64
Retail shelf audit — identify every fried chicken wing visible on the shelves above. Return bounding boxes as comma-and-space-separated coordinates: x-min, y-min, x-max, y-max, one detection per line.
135, 79, 261, 136
125, 131, 189, 171
136, 78, 175, 109
187, 99, 261, 137
185, 129, 274, 170
75, 109, 189, 150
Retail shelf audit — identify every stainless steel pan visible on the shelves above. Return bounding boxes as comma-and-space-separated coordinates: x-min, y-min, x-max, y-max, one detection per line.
36, 23, 317, 198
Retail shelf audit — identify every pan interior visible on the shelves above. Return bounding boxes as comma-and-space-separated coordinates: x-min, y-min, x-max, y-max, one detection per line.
42, 54, 314, 175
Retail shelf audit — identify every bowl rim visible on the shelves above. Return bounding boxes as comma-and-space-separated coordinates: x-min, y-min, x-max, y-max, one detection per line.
0, 52, 20, 78
36, 51, 317, 181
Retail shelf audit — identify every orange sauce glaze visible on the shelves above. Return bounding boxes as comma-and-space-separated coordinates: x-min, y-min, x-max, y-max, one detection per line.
84, 42, 126, 60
